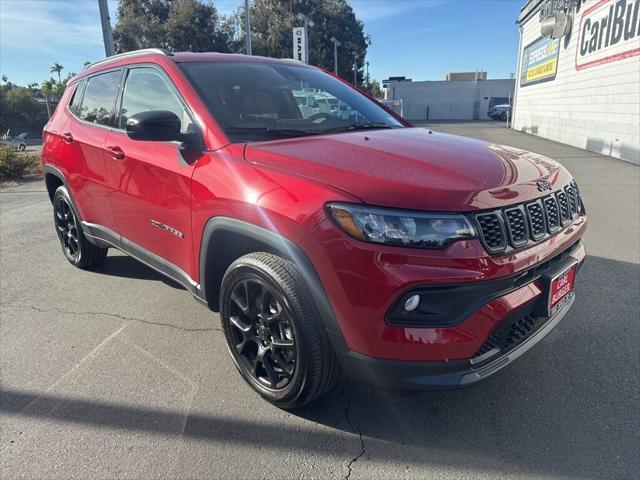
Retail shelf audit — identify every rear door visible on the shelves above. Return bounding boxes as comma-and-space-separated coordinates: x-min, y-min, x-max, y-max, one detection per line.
62, 69, 122, 232
104, 65, 201, 278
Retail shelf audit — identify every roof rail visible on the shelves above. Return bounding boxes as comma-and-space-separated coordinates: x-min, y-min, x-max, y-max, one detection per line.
83, 48, 174, 71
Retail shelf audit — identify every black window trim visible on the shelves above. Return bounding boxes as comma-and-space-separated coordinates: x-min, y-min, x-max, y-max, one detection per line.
113, 63, 200, 135
66, 67, 125, 131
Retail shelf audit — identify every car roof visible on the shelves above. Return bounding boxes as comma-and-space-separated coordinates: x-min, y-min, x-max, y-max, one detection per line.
73, 49, 310, 84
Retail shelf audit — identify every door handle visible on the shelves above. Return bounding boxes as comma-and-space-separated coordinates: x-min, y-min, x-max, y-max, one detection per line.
107, 145, 125, 160
62, 132, 73, 143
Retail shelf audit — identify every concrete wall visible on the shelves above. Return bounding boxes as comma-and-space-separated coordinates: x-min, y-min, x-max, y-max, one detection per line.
513, 0, 640, 164
386, 79, 515, 121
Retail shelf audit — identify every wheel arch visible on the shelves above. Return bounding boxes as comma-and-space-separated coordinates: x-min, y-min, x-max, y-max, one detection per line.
199, 217, 346, 349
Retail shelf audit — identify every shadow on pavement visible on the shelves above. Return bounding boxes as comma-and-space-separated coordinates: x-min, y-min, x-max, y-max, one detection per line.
1, 255, 638, 479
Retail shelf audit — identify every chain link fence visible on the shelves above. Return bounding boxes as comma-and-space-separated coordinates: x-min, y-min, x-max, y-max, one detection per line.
1, 95, 52, 154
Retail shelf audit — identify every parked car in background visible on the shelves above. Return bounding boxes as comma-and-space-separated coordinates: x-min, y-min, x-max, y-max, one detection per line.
9, 132, 43, 151
488, 104, 511, 121
42, 49, 586, 409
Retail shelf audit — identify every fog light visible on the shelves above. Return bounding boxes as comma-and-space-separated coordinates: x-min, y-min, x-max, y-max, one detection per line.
404, 294, 420, 312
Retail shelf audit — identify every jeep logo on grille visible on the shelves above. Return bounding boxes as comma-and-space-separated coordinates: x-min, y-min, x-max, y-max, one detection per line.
537, 180, 552, 192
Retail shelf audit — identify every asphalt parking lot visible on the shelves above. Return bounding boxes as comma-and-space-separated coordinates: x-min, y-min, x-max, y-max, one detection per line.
1, 121, 638, 479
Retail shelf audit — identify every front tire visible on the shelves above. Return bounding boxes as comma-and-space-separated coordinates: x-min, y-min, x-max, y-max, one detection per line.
220, 252, 338, 409
53, 186, 107, 268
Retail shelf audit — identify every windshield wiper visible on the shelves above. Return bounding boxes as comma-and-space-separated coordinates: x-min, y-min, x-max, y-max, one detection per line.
321, 123, 398, 134
225, 127, 318, 138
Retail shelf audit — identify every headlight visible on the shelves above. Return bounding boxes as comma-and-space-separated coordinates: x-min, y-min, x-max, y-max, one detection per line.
326, 203, 477, 248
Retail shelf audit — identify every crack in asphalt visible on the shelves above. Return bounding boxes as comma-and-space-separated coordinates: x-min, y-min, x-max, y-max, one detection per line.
1, 304, 221, 333
341, 383, 366, 480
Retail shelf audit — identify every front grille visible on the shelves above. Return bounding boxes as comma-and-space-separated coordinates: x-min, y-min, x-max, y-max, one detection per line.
474, 181, 582, 254
475, 213, 506, 251
474, 314, 544, 359
556, 190, 571, 225
543, 196, 560, 231
565, 184, 578, 217
504, 207, 528, 247
526, 201, 546, 239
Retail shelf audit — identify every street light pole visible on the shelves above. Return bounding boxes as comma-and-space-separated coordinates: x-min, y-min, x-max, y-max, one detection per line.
244, 0, 252, 55
330, 37, 341, 75
97, 0, 114, 57
353, 53, 359, 86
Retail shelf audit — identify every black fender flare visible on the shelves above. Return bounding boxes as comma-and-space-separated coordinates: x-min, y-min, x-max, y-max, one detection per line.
43, 165, 83, 221
198, 217, 348, 351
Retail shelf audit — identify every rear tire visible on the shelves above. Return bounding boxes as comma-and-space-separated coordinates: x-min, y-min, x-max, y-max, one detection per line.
53, 186, 107, 269
220, 252, 339, 409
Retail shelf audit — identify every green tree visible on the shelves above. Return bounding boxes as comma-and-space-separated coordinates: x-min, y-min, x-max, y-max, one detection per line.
364, 79, 383, 99
50, 62, 64, 83
40, 78, 64, 118
0, 85, 49, 135
166, 0, 230, 52
228, 0, 369, 83
113, 0, 229, 53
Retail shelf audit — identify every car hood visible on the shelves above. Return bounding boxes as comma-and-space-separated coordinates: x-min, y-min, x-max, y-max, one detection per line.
244, 127, 572, 211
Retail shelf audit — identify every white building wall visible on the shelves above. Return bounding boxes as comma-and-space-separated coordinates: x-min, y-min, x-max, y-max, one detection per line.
387, 79, 515, 121
513, 0, 640, 164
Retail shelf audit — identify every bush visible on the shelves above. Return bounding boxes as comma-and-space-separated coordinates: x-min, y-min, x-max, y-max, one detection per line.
0, 145, 40, 180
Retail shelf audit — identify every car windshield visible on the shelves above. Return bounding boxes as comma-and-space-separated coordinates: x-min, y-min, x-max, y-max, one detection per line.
180, 61, 403, 142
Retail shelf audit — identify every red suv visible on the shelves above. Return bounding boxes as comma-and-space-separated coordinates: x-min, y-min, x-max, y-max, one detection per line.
42, 49, 586, 408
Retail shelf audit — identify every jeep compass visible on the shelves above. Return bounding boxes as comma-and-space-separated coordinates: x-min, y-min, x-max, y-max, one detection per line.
42, 49, 587, 408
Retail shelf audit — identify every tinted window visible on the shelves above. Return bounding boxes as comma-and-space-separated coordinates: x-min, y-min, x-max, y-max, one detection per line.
119, 68, 193, 133
79, 70, 121, 125
68, 80, 86, 116
180, 62, 402, 142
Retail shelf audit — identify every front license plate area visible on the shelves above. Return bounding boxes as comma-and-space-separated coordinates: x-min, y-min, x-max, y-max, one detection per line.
548, 263, 577, 317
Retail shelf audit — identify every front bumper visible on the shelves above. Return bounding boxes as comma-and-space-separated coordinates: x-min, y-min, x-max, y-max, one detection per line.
333, 280, 576, 390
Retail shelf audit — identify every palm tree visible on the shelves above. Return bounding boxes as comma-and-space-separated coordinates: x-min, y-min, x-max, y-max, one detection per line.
41, 78, 56, 118
50, 62, 64, 83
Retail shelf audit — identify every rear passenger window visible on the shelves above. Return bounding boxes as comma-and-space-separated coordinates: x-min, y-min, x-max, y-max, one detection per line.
68, 80, 86, 116
79, 70, 121, 126
119, 68, 194, 133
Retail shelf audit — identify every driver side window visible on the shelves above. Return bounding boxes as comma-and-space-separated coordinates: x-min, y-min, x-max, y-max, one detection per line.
119, 68, 194, 133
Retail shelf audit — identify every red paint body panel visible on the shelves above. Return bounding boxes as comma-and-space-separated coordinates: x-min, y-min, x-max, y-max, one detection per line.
43, 51, 588, 368
104, 129, 199, 276
300, 220, 586, 360
245, 129, 572, 211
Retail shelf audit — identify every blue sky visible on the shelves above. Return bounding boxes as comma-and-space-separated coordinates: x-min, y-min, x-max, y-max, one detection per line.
0, 0, 522, 86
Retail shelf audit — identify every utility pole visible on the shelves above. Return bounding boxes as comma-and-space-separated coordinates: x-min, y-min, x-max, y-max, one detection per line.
352, 53, 359, 86
330, 37, 341, 75
98, 0, 114, 57
244, 0, 252, 55
366, 61, 370, 87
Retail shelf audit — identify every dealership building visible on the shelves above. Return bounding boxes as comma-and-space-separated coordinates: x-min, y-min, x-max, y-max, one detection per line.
512, 0, 640, 164
383, 73, 515, 121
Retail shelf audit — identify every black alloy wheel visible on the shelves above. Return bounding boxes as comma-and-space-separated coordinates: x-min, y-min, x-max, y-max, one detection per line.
55, 194, 80, 260
220, 252, 339, 409
227, 278, 297, 390
52, 185, 107, 268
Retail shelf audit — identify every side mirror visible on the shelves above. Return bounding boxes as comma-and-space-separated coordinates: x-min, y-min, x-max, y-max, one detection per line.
126, 110, 182, 142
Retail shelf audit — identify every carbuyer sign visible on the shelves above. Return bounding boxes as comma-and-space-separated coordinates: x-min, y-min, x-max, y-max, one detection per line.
576, 0, 640, 70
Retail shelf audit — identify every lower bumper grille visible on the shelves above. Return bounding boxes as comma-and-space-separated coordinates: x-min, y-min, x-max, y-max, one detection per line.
475, 312, 545, 359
